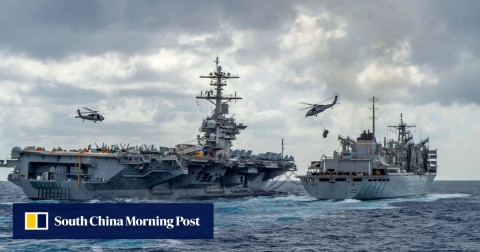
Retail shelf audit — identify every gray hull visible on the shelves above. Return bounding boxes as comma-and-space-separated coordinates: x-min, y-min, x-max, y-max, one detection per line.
8, 175, 270, 200
4, 150, 291, 200
299, 173, 436, 200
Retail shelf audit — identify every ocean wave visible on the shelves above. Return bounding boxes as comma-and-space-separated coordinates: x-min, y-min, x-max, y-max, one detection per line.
425, 193, 470, 200
1, 181, 479, 251
337, 198, 363, 204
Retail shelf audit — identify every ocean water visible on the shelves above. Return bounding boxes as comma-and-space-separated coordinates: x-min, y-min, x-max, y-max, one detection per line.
1, 181, 479, 252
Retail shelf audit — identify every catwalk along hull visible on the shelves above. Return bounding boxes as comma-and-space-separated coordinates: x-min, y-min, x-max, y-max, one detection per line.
299, 173, 436, 200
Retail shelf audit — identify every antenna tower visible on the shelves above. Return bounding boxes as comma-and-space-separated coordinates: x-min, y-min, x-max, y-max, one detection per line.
369, 96, 379, 137
196, 57, 241, 116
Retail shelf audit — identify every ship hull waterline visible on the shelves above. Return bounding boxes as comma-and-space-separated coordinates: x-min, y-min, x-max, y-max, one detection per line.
8, 176, 274, 200
298, 173, 436, 200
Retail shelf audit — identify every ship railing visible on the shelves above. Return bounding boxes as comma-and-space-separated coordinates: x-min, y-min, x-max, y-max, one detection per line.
123, 170, 178, 178
119, 155, 151, 164
307, 171, 370, 176
230, 149, 295, 162
60, 174, 93, 182
84, 177, 108, 184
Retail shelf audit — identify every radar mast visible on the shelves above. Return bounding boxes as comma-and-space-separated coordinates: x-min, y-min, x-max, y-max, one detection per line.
196, 57, 242, 116
388, 113, 416, 142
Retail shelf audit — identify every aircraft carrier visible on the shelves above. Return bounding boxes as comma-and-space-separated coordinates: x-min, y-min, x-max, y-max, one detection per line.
298, 98, 437, 200
0, 57, 296, 200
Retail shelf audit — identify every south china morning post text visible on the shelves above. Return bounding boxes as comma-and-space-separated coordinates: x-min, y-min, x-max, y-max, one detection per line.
53, 215, 200, 229
13, 203, 214, 239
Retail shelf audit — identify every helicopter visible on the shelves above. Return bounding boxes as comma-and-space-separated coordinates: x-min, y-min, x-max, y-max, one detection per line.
75, 107, 104, 123
300, 95, 339, 117
301, 95, 339, 138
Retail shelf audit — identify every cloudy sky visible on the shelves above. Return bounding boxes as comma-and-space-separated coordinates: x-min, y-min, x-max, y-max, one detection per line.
0, 0, 479, 180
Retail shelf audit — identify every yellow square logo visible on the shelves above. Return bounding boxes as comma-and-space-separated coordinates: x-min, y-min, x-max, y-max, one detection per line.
25, 212, 49, 230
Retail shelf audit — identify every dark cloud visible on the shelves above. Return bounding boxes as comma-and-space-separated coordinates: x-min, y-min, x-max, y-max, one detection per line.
274, 1, 480, 105
0, 0, 296, 59
1, 0, 479, 105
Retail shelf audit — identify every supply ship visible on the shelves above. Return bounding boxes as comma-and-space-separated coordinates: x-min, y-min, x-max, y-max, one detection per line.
298, 98, 437, 200
0, 58, 296, 200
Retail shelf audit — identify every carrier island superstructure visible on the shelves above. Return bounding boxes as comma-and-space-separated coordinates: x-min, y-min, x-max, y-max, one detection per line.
298, 98, 437, 200
1, 57, 296, 200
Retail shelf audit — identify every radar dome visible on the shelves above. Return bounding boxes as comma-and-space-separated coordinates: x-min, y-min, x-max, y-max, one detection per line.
207, 120, 216, 129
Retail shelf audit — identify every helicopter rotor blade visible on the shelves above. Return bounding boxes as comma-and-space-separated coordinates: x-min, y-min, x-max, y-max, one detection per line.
299, 102, 316, 106
81, 107, 98, 113
299, 106, 314, 110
